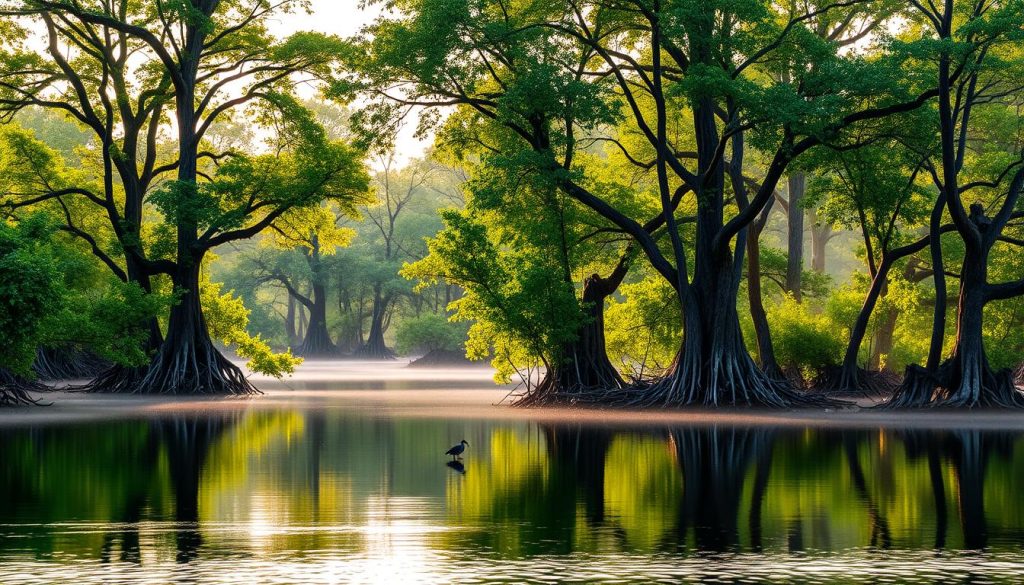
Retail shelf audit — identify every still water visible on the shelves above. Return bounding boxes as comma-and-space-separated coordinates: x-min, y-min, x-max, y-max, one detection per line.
2, 388, 1024, 583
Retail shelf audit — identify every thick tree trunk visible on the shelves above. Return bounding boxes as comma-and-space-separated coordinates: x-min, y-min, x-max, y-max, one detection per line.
515, 270, 627, 406
648, 249, 826, 407
298, 281, 336, 357
785, 173, 806, 300
893, 238, 1022, 407
354, 285, 395, 359
96, 262, 255, 395
933, 249, 1021, 407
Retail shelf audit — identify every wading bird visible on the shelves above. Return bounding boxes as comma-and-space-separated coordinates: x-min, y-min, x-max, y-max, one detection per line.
446, 439, 468, 460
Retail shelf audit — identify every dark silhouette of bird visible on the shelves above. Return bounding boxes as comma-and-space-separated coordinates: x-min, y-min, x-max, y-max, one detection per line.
446, 439, 468, 460
446, 460, 466, 474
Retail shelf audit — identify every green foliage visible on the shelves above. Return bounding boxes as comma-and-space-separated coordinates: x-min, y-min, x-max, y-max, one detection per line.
758, 246, 832, 299
0, 217, 60, 375
201, 272, 301, 378
404, 207, 584, 383
395, 314, 468, 355
605, 276, 682, 377
767, 296, 845, 381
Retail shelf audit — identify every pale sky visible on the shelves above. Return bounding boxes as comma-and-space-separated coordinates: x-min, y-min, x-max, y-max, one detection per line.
268, 0, 433, 165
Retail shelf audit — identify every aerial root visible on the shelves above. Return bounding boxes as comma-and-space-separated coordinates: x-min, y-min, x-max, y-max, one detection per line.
84, 343, 259, 396
0, 371, 46, 407
32, 347, 110, 381
818, 365, 898, 401
882, 361, 1024, 409
513, 353, 846, 409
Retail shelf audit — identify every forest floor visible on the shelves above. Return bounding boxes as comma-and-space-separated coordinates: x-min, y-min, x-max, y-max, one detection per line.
1, 359, 1022, 430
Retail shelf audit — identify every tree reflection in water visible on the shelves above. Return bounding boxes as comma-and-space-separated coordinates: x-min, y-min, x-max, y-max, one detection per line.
153, 415, 238, 563
2, 416, 1024, 569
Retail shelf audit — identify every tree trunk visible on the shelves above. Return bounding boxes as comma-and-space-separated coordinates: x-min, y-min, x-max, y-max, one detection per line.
132, 261, 255, 395
933, 246, 1020, 407
809, 208, 831, 273
515, 269, 627, 406
747, 217, 783, 378
354, 285, 395, 359
785, 173, 806, 300
888, 197, 949, 407
649, 248, 824, 407
285, 294, 298, 349
298, 280, 336, 357
297, 240, 336, 357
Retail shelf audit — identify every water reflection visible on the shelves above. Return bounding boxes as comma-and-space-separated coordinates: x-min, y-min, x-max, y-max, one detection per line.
2, 414, 1024, 582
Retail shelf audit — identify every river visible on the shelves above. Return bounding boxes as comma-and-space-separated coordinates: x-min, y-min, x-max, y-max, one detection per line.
1, 361, 1023, 583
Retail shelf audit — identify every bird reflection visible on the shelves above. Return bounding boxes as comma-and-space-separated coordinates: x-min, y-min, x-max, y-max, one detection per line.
446, 460, 466, 474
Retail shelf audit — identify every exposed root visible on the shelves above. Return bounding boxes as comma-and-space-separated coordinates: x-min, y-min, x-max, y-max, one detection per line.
351, 343, 396, 360
32, 347, 110, 381
512, 347, 627, 407
0, 370, 45, 407
882, 361, 1024, 409
511, 366, 627, 408
512, 354, 844, 409
636, 347, 843, 408
817, 365, 898, 400
80, 364, 150, 394
85, 344, 258, 396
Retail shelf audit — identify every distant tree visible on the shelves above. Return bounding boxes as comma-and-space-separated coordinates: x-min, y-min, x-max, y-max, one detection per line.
257, 205, 361, 356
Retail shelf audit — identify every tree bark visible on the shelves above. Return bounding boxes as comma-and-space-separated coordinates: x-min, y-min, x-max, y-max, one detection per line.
809, 208, 831, 273
354, 284, 395, 359
515, 266, 628, 406
746, 205, 783, 378
285, 294, 298, 349
298, 280, 336, 357
785, 173, 806, 300
297, 238, 336, 357
136, 260, 253, 394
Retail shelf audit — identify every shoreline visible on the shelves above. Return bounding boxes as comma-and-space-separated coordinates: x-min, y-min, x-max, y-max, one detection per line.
3, 385, 1024, 431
